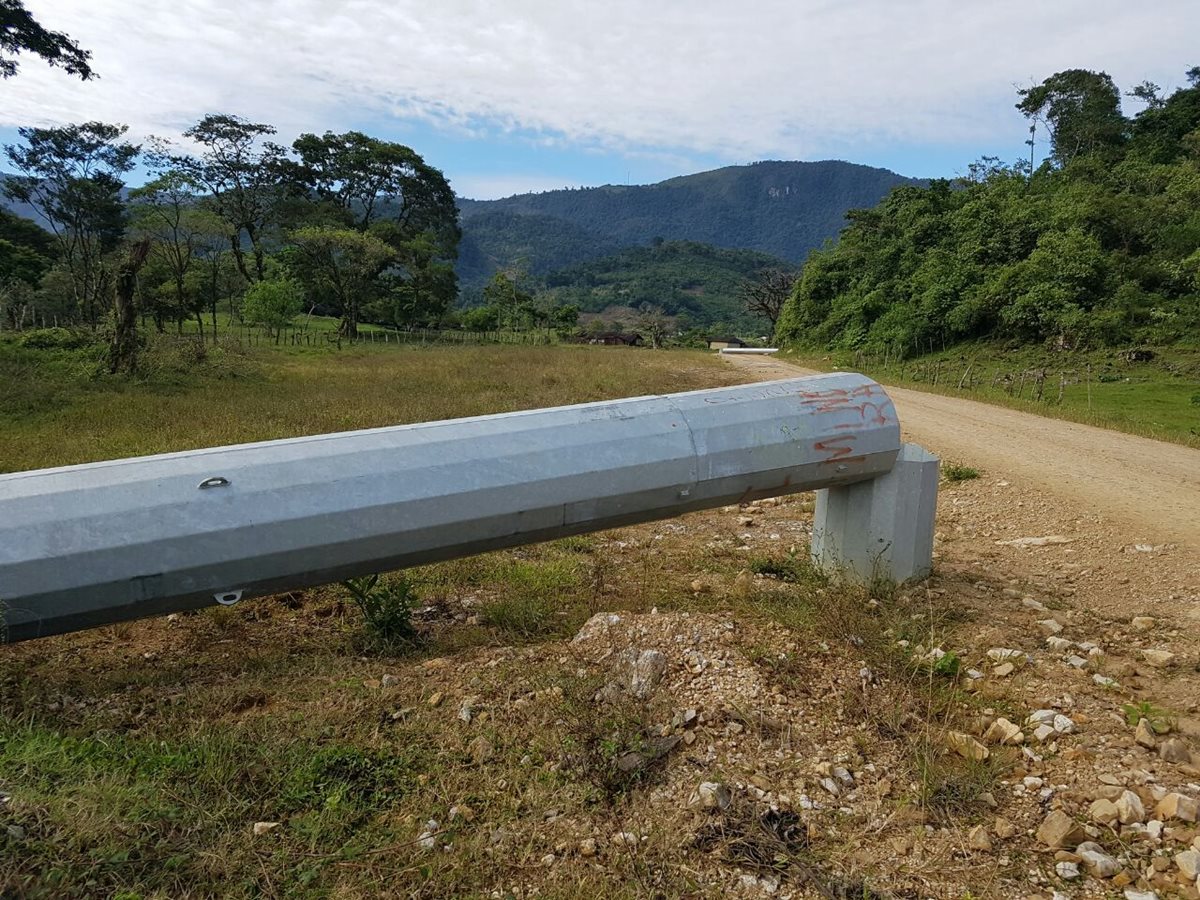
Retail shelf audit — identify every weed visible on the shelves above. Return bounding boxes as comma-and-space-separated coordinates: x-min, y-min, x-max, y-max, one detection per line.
942, 462, 980, 483
477, 558, 582, 639
931, 649, 962, 678
913, 741, 1006, 815
478, 592, 557, 637
1121, 701, 1176, 734
342, 574, 420, 651
558, 675, 673, 802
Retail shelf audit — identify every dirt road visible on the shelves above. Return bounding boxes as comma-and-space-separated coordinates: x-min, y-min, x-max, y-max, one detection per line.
725, 354, 1200, 550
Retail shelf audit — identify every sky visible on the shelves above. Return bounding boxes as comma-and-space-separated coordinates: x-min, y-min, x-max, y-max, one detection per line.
2, 0, 1198, 199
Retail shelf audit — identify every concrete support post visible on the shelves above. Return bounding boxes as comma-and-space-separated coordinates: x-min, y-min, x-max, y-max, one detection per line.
810, 443, 939, 584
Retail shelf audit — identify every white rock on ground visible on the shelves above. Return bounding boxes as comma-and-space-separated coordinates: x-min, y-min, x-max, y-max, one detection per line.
1054, 861, 1081, 880
1116, 790, 1146, 825
1135, 718, 1158, 749
694, 781, 732, 811
1176, 849, 1200, 880
983, 717, 1024, 745
1089, 798, 1119, 827
1077, 841, 1120, 878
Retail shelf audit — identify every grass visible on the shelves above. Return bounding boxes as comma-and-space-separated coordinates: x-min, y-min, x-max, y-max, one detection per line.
0, 333, 740, 473
0, 334, 1011, 897
785, 342, 1200, 448
942, 462, 980, 483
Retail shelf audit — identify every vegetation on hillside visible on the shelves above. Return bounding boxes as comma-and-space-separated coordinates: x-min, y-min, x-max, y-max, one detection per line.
777, 68, 1200, 354
541, 239, 792, 334
456, 160, 918, 286
456, 210, 619, 293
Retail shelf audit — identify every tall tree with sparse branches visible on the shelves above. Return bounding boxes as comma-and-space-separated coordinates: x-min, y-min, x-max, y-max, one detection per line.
169, 114, 288, 285
738, 268, 798, 337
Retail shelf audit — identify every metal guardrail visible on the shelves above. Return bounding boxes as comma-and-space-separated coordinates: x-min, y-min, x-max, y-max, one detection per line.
0, 373, 936, 642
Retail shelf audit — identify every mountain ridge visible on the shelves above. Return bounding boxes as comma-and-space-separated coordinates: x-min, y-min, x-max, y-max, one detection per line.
456, 159, 921, 290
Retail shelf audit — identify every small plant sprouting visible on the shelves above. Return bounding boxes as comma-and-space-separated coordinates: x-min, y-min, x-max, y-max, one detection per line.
1121, 701, 1175, 734
341, 573, 420, 652
931, 650, 962, 678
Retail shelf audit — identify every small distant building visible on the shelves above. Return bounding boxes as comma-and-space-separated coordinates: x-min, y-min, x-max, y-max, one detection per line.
587, 332, 643, 346
707, 336, 745, 350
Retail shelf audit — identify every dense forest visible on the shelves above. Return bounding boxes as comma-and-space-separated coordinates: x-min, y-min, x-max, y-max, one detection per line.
457, 160, 918, 285
777, 68, 1200, 353
1, 115, 461, 369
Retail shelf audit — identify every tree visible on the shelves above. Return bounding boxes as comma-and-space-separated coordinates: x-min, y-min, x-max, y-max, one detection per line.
0, 210, 49, 330
288, 131, 461, 316
287, 226, 396, 337
0, 0, 93, 80
3, 122, 139, 327
636, 304, 670, 349
0, 207, 54, 289
242, 276, 302, 338
480, 270, 536, 330
738, 268, 797, 336
170, 115, 288, 284
129, 172, 227, 338
1017, 69, 1126, 165
109, 239, 151, 374
1127, 81, 1165, 111
378, 231, 457, 328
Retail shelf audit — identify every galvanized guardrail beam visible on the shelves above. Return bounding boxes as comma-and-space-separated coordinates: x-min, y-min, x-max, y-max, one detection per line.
0, 373, 935, 642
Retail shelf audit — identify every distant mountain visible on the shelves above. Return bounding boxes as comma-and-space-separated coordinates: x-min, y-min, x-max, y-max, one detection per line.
541, 239, 792, 331
457, 160, 921, 288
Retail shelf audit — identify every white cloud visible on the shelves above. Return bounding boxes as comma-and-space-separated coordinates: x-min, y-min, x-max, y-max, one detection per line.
6, 0, 1198, 161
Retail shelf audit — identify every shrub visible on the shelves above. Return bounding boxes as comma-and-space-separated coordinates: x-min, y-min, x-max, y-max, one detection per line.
16, 327, 98, 350
242, 277, 303, 337
341, 574, 419, 651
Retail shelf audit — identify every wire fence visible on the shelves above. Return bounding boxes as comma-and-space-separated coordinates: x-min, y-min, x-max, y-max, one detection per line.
197, 325, 565, 349
851, 350, 1107, 410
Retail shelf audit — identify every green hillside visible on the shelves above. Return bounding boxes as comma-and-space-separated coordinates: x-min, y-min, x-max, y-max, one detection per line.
541, 240, 791, 331
456, 210, 619, 291
778, 69, 1200, 353
456, 160, 919, 289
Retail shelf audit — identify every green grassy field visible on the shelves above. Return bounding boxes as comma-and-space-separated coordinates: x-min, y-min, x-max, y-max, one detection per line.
784, 343, 1200, 449
0, 335, 733, 473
